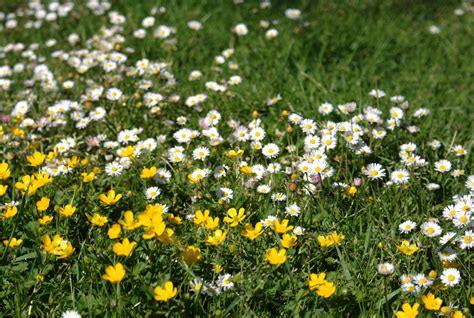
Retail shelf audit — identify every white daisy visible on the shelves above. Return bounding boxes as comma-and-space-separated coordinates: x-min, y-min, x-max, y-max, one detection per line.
285, 8, 301, 19
300, 119, 317, 134
452, 211, 471, 228
233, 23, 248, 36
61, 310, 81, 318
304, 135, 320, 149
257, 184, 271, 194
434, 160, 452, 173
364, 163, 386, 180
250, 127, 266, 141
420, 221, 442, 237
192, 147, 210, 161
217, 274, 234, 290
368, 89, 386, 98
271, 193, 287, 202
262, 143, 280, 158
293, 226, 305, 235
105, 162, 124, 176
438, 247, 457, 262
465, 175, 474, 191
106, 88, 122, 101
440, 268, 460, 287
459, 230, 473, 249
413, 274, 432, 287
399, 220, 417, 234
154, 169, 172, 184
390, 169, 410, 184
439, 232, 457, 245
377, 263, 394, 275
285, 204, 300, 217
318, 102, 333, 115
217, 187, 233, 202
146, 187, 161, 200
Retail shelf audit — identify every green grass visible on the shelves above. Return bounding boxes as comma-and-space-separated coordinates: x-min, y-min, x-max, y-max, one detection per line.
0, 0, 473, 317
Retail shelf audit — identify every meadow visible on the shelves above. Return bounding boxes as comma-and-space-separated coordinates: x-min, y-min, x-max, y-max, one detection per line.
0, 0, 473, 317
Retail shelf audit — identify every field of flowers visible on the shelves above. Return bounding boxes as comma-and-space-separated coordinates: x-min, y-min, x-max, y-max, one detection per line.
0, 0, 473, 317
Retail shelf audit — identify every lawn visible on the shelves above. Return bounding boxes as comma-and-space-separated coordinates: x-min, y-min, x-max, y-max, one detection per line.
0, 0, 473, 317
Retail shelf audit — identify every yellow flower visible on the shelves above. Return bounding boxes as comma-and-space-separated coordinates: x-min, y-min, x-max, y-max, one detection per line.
117, 145, 135, 158
344, 185, 357, 196
167, 213, 182, 225
265, 247, 287, 265
317, 232, 345, 247
213, 264, 223, 273
428, 270, 437, 279
81, 172, 95, 183
118, 211, 142, 230
157, 228, 174, 243
30, 173, 52, 193
0, 184, 7, 196
108, 224, 122, 239
102, 263, 126, 284
3, 237, 23, 249
15, 175, 31, 192
181, 245, 201, 265
27, 151, 46, 167
398, 240, 419, 256
38, 215, 53, 225
59, 204, 76, 218
41, 234, 75, 259
99, 190, 122, 206
204, 216, 219, 230
139, 205, 167, 240
316, 282, 336, 298
193, 209, 210, 225
205, 229, 227, 246
140, 166, 157, 179
2, 204, 18, 219
241, 222, 264, 240
86, 212, 108, 227
113, 238, 137, 257
308, 273, 327, 290
239, 165, 253, 174
223, 208, 246, 227
67, 156, 79, 168
12, 127, 25, 137
226, 149, 244, 158
421, 292, 442, 311
35, 274, 44, 283
154, 281, 177, 302
46, 150, 58, 161
272, 219, 294, 234
281, 234, 298, 248
395, 303, 420, 318
36, 197, 50, 211
0, 162, 11, 180
452, 311, 464, 318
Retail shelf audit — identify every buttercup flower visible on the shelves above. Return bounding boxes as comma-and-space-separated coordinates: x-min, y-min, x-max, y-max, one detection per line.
99, 190, 122, 205
265, 248, 286, 265
154, 281, 177, 302
102, 263, 126, 284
